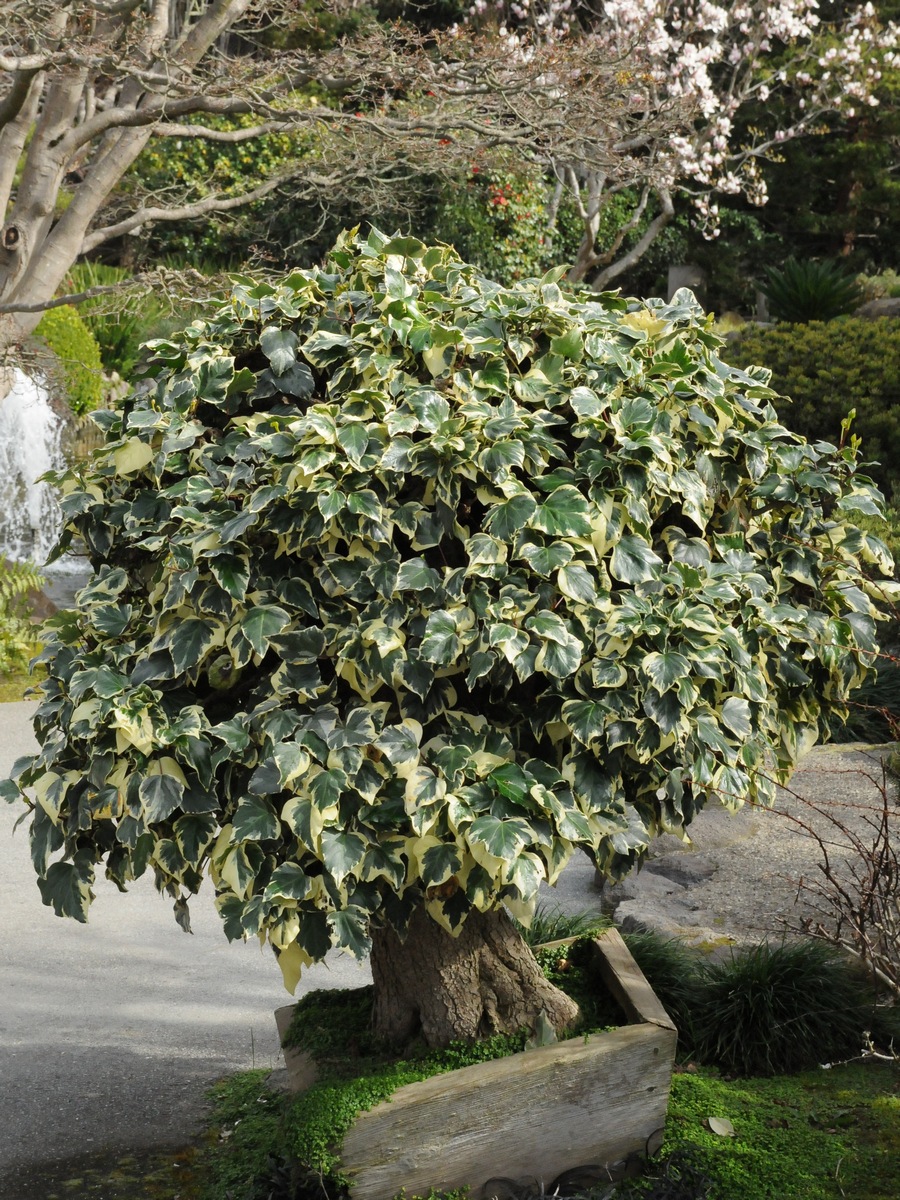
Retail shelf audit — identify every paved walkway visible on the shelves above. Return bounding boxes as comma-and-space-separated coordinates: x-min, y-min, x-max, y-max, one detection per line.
0, 701, 368, 1193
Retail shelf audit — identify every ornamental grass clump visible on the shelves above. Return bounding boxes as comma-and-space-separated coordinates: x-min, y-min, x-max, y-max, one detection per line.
3, 228, 897, 1050
691, 940, 877, 1076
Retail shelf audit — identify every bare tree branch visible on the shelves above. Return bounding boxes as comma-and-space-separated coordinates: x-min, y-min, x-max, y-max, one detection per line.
80, 171, 292, 253
142, 118, 290, 142
0, 281, 141, 315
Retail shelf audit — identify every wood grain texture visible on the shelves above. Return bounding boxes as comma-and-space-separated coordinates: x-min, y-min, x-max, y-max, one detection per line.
592, 928, 677, 1031
341, 1022, 676, 1200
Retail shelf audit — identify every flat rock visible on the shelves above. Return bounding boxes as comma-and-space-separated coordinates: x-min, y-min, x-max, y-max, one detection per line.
854, 297, 900, 319
544, 744, 897, 954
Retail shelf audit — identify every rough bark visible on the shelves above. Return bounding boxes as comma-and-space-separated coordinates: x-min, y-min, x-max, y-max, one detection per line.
370, 905, 580, 1050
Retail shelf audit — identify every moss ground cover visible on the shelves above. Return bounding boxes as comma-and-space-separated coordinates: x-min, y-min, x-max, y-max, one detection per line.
621, 1062, 900, 1200
190, 1059, 900, 1200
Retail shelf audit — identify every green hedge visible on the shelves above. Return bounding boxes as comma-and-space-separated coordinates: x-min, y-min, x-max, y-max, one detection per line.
35, 304, 104, 415
729, 318, 900, 501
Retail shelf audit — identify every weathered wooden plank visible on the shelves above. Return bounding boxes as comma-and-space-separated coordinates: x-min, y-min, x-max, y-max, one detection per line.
592, 928, 677, 1032
274, 1004, 319, 1092
340, 1022, 677, 1200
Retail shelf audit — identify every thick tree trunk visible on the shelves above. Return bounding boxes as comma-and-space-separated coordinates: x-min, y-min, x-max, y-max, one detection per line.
370, 905, 580, 1050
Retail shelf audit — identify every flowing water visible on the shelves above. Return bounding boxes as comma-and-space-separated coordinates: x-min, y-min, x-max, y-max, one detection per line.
0, 368, 92, 601
0, 368, 66, 564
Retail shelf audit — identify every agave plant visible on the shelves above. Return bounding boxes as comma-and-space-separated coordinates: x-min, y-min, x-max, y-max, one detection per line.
760, 258, 862, 323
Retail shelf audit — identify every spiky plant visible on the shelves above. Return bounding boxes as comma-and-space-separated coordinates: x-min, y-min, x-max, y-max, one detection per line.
691, 940, 876, 1076
761, 258, 862, 323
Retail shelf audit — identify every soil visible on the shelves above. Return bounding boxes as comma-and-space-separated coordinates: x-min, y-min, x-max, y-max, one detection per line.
0, 1146, 202, 1200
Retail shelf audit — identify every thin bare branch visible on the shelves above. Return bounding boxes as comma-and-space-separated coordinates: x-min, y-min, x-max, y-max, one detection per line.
80, 171, 292, 253
0, 282, 137, 315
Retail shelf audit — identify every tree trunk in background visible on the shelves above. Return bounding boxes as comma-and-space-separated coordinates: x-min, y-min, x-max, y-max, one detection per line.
370, 905, 580, 1050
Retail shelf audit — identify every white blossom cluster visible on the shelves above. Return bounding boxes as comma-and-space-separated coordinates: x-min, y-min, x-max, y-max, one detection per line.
467, 0, 899, 242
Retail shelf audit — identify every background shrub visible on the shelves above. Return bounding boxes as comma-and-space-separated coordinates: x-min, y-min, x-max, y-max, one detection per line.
34, 304, 104, 415
729, 318, 900, 501
0, 556, 43, 676
63, 263, 174, 379
432, 157, 586, 284
857, 268, 900, 302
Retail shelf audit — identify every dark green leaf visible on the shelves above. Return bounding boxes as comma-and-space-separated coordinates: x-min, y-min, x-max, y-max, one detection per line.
396, 558, 441, 591
421, 843, 462, 887
562, 700, 606, 745
518, 540, 574, 576
265, 863, 310, 901
610, 534, 663, 584
301, 329, 351, 366
169, 618, 217, 674
643, 689, 683, 736
174, 813, 217, 865
139, 774, 184, 822
209, 554, 250, 600
260, 326, 298, 375
420, 610, 460, 666
310, 768, 346, 810
720, 697, 752, 740
321, 829, 367, 884
485, 493, 537, 540
329, 907, 371, 959
642, 651, 691, 695
532, 486, 592, 537
37, 858, 93, 922
241, 605, 290, 656
248, 757, 281, 796
233, 796, 280, 842
467, 815, 530, 863
337, 423, 369, 466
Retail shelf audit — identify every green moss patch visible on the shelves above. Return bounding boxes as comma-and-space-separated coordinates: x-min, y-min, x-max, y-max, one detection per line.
283, 994, 539, 1182
191, 1060, 900, 1200
619, 1063, 900, 1200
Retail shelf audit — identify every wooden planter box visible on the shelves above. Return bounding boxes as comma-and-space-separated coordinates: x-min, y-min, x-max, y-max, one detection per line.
275, 927, 677, 1200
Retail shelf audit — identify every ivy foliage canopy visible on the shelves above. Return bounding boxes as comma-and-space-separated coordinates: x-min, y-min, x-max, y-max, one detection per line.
4, 230, 894, 990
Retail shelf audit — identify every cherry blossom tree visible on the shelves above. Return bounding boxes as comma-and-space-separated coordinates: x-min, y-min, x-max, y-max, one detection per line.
0, 0, 896, 386
470, 1, 900, 284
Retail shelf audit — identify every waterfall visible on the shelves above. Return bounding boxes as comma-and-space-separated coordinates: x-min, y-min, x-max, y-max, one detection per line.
0, 368, 66, 565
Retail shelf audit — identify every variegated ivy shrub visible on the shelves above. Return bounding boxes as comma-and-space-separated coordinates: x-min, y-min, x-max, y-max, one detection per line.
4, 229, 895, 1048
